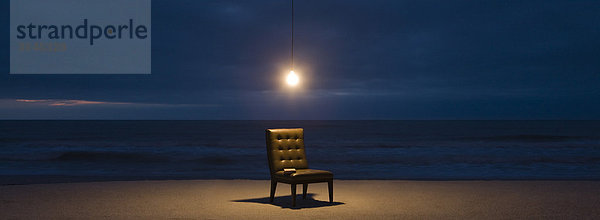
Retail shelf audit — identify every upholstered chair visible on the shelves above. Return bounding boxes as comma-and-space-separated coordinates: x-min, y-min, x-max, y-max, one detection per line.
265, 128, 333, 207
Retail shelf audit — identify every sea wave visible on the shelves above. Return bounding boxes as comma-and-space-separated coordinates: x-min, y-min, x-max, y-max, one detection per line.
461, 134, 592, 142
1, 120, 599, 179
53, 151, 166, 162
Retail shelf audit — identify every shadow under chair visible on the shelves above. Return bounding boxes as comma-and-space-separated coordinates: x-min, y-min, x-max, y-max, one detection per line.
265, 128, 334, 207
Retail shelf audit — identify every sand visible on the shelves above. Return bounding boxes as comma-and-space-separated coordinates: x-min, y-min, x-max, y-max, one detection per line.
1, 180, 599, 219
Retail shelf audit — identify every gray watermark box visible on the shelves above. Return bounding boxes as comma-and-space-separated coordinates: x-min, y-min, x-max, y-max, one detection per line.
10, 0, 151, 74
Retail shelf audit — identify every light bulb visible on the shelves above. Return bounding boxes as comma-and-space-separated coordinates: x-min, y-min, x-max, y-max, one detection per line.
286, 70, 299, 86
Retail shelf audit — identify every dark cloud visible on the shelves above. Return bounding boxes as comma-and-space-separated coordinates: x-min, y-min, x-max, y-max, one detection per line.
0, 0, 598, 119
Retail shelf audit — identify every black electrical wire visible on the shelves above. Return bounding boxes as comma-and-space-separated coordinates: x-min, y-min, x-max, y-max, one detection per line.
291, 0, 294, 70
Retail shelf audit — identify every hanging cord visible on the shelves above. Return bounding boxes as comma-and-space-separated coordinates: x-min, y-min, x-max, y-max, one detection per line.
291, 0, 294, 70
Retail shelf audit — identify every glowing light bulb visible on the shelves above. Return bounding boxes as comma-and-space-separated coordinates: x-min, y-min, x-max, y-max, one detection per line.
286, 70, 299, 86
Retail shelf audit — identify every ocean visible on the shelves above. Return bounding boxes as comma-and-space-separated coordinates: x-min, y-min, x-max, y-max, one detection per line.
1, 120, 599, 180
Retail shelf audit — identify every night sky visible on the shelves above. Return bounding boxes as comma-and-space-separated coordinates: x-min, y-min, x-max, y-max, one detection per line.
1, 0, 599, 120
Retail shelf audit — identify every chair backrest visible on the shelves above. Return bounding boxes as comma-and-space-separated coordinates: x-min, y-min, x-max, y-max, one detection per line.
265, 128, 308, 174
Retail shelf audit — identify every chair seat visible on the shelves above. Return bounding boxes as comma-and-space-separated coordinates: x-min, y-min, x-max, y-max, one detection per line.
274, 169, 333, 182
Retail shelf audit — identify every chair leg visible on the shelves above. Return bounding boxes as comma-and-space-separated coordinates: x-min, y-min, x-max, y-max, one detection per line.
291, 184, 297, 207
270, 179, 277, 203
302, 183, 308, 199
328, 180, 333, 203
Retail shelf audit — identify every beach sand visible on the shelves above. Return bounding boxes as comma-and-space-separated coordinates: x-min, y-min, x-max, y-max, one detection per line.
1, 180, 599, 219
